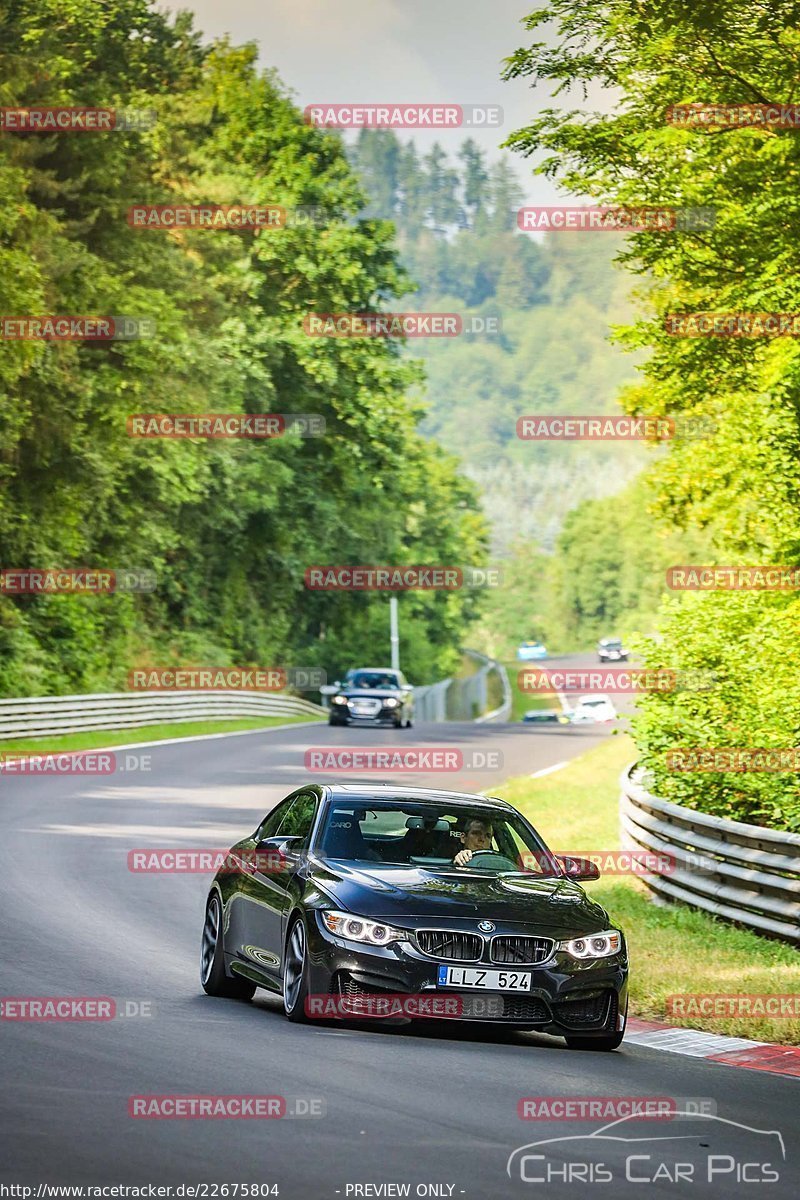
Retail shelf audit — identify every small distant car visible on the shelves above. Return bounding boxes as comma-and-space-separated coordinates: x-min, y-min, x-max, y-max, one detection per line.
517, 641, 548, 661
328, 667, 414, 728
521, 709, 569, 724
570, 695, 617, 724
597, 638, 628, 662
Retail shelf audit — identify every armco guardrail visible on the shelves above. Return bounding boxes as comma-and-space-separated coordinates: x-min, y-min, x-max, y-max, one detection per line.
620, 763, 800, 944
412, 653, 511, 722
0, 691, 326, 741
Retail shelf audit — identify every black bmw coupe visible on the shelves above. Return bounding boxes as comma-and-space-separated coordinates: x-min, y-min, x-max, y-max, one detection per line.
201, 784, 628, 1049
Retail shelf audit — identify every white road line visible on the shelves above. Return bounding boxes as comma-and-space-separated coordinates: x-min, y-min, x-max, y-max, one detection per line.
530, 761, 568, 779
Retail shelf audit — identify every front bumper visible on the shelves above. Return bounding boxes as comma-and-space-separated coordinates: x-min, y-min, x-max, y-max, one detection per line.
329, 702, 405, 725
305, 912, 628, 1034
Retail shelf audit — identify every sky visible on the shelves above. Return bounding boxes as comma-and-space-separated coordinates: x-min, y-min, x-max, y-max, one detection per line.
160, 0, 576, 205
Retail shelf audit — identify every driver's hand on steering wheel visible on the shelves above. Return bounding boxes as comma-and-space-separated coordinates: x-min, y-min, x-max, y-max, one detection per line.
453, 848, 473, 867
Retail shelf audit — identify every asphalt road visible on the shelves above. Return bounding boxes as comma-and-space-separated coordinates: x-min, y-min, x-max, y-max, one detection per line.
1, 690, 797, 1197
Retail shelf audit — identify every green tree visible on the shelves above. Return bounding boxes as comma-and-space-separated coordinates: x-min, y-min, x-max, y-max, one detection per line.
504, 0, 800, 829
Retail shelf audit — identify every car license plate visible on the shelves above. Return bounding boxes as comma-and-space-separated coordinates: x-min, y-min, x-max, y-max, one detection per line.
437, 965, 531, 991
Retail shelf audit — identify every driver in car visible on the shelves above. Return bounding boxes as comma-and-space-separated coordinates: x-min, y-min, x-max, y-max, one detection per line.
453, 817, 494, 866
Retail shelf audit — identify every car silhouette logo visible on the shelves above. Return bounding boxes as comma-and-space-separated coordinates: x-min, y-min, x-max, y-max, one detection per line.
478, 920, 495, 933
507, 1112, 786, 1184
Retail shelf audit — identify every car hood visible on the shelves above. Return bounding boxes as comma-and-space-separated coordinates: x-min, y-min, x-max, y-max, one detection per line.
307, 859, 608, 933
338, 688, 401, 699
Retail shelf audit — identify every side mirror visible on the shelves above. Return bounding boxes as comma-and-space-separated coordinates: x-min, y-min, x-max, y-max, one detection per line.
255, 834, 304, 859
333, 680, 341, 689
558, 854, 600, 882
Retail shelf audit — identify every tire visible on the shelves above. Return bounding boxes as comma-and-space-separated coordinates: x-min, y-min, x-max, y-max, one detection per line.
328, 714, 343, 726
201, 894, 256, 1000
283, 916, 312, 1024
405, 716, 413, 728
565, 998, 627, 1051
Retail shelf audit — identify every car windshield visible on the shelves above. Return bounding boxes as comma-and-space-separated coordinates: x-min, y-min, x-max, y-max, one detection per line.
347, 671, 399, 690
601, 640, 622, 648
316, 799, 561, 875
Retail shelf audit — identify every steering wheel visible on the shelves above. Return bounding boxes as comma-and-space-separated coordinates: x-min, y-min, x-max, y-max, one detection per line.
462, 848, 518, 871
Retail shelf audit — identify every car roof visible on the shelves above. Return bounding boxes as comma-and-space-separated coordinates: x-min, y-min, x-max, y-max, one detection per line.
325, 783, 512, 808
346, 666, 400, 673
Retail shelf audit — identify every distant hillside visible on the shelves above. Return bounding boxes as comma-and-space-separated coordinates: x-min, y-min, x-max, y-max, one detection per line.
348, 131, 645, 553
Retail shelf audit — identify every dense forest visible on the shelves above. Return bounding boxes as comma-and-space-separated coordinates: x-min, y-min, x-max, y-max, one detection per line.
504, 0, 800, 830
348, 130, 644, 556
0, 0, 487, 694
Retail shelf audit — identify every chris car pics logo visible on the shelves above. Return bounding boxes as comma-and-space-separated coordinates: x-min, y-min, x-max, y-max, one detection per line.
507, 1113, 785, 1186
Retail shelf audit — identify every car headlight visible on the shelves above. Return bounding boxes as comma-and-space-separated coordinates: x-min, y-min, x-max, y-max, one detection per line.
320, 910, 407, 946
382, 697, 400, 708
331, 695, 348, 705
560, 929, 622, 959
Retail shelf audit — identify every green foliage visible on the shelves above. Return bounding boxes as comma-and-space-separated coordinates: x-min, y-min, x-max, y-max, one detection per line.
505, 0, 800, 829
0, 0, 487, 693
347, 130, 643, 554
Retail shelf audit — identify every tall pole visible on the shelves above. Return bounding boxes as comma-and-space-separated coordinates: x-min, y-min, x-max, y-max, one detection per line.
389, 596, 400, 670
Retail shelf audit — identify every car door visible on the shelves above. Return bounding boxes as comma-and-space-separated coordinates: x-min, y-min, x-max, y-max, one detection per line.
226, 795, 294, 965
240, 790, 320, 982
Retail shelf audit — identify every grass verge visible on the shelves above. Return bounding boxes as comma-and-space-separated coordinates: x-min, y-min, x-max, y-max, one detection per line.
0, 714, 320, 755
496, 734, 800, 1045
501, 660, 563, 722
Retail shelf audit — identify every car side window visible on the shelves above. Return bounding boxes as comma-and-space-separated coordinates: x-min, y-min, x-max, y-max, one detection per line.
255, 799, 293, 842
276, 792, 319, 843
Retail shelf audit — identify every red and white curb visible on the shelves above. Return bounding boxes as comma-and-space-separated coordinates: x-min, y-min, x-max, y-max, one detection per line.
626, 1016, 800, 1078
